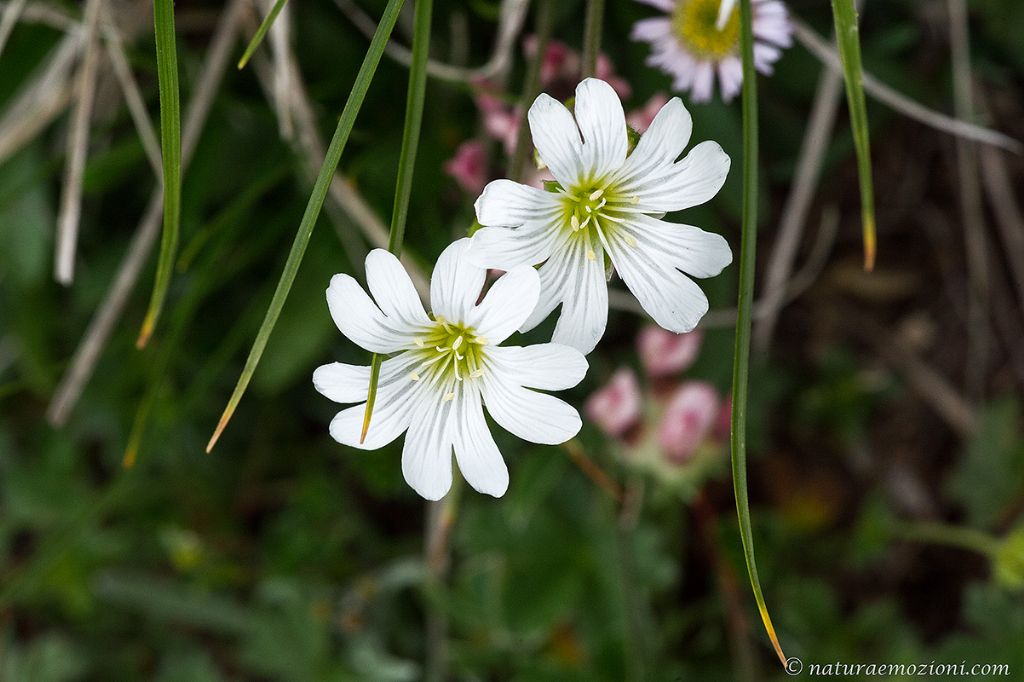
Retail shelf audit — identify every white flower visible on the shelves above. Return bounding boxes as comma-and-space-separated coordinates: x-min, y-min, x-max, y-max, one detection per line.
313, 239, 588, 501
469, 78, 733, 354
632, 0, 793, 102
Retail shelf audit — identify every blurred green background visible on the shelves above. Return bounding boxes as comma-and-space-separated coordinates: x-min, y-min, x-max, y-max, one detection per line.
1, 0, 1023, 679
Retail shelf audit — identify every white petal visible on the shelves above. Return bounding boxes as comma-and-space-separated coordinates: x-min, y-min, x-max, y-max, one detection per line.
365, 249, 430, 327
518, 240, 577, 334
327, 274, 414, 353
327, 354, 424, 447
551, 234, 608, 355
487, 343, 588, 391
527, 93, 584, 187
620, 214, 732, 278
574, 78, 628, 180
469, 266, 540, 344
615, 96, 692, 185
618, 140, 731, 213
474, 179, 561, 227
482, 375, 582, 445
313, 362, 368, 403
452, 387, 508, 497
401, 388, 455, 500
430, 238, 486, 324
607, 230, 710, 333
467, 220, 564, 271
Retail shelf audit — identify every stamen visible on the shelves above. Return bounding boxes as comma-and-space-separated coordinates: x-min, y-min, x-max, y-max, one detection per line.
624, 234, 638, 247
570, 214, 580, 231
589, 188, 604, 201
596, 198, 607, 210
435, 345, 447, 353
410, 372, 420, 381
584, 205, 592, 214
452, 335, 463, 350
630, 195, 640, 204
470, 369, 484, 378
473, 336, 489, 345
414, 338, 425, 347
587, 249, 596, 261
442, 392, 455, 402
580, 215, 592, 229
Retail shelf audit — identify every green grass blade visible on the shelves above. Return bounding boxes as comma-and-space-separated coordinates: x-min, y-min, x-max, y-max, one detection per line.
831, 0, 876, 271
361, 0, 433, 443
731, 0, 787, 670
206, 0, 407, 452
137, 0, 181, 349
237, 0, 289, 70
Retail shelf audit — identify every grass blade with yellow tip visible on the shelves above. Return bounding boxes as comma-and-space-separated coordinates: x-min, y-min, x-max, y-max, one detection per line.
361, 0, 433, 442
137, 0, 181, 349
206, 0, 406, 453
831, 0, 876, 271
731, 0, 788, 670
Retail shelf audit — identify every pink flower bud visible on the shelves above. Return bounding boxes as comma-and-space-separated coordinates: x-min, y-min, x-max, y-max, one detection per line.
658, 382, 721, 464
636, 326, 703, 377
585, 368, 642, 438
443, 141, 488, 194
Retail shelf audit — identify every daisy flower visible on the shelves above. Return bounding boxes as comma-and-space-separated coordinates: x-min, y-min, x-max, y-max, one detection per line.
469, 78, 733, 354
313, 239, 588, 500
632, 0, 793, 102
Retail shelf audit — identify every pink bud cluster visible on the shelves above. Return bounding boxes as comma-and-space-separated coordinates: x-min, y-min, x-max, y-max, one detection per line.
585, 326, 730, 471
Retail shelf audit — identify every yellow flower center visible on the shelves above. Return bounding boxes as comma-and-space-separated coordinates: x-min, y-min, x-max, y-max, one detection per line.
671, 0, 741, 60
409, 317, 487, 394
560, 183, 638, 258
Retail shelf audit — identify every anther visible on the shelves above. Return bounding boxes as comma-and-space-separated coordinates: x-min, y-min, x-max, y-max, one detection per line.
630, 195, 640, 204
452, 335, 463, 350
589, 188, 604, 201
624, 234, 638, 247
414, 338, 425, 347
442, 392, 455, 402
410, 372, 421, 381
470, 369, 484, 378
587, 249, 596, 261
570, 214, 580, 231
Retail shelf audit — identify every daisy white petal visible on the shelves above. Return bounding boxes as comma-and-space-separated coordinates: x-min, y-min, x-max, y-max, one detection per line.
452, 387, 509, 497
574, 78, 629, 180
366, 249, 430, 328
468, 222, 564, 271
482, 375, 582, 445
327, 273, 414, 353
430, 238, 485, 323
474, 179, 561, 226
527, 93, 585, 186
313, 362, 369, 403
607, 229, 709, 333
550, 236, 608, 355
488, 343, 589, 391
468, 266, 540, 344
401, 391, 456, 500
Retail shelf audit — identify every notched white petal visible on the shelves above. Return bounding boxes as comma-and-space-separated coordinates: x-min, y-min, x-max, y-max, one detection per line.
469, 266, 540, 344
313, 362, 369, 403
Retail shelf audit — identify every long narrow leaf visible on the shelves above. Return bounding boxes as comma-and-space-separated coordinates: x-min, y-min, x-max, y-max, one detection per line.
831, 0, 876, 271
361, 0, 434, 442
237, 0, 289, 70
137, 0, 181, 348
732, 0, 787, 670
207, 0, 407, 452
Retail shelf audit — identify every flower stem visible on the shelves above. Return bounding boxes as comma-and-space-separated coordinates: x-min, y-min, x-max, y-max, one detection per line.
894, 521, 1000, 556
581, 0, 604, 78
509, 0, 553, 182
731, 0, 787, 670
137, 0, 181, 349
206, 0, 406, 453
830, 0, 876, 270
361, 0, 433, 442
237, 0, 288, 70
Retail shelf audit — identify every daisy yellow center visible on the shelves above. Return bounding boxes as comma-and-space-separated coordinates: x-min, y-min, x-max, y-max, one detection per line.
561, 183, 638, 257
671, 0, 741, 59
409, 317, 488, 395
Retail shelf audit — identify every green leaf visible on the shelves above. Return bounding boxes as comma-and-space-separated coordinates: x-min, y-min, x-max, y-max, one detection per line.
138, 0, 182, 348
731, 0, 787, 669
362, 0, 433, 442
207, 0, 407, 452
831, 0, 877, 270
237, 0, 289, 70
